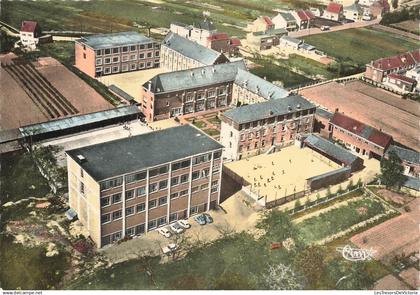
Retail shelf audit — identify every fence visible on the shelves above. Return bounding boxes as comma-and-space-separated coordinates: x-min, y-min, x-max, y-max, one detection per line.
265, 190, 307, 209
360, 77, 404, 96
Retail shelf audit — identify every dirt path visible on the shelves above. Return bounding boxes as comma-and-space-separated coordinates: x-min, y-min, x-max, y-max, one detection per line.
372, 24, 419, 41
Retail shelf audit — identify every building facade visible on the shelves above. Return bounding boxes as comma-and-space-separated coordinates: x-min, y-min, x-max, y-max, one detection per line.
272, 11, 298, 31
386, 145, 420, 179
66, 125, 223, 248
75, 32, 160, 78
323, 2, 343, 21
220, 95, 316, 161
20, 21, 42, 50
291, 10, 316, 30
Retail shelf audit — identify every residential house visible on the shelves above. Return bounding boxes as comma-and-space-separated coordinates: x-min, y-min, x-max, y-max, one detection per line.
323, 2, 343, 21
365, 50, 420, 82
160, 32, 229, 72
247, 16, 275, 33
220, 95, 315, 160
386, 145, 420, 178
279, 35, 302, 50
405, 66, 420, 92
384, 73, 417, 93
66, 125, 223, 248
291, 10, 316, 30
330, 112, 393, 159
206, 33, 241, 56
343, 2, 364, 21
19, 21, 48, 50
75, 32, 160, 78
272, 11, 298, 32
246, 28, 287, 50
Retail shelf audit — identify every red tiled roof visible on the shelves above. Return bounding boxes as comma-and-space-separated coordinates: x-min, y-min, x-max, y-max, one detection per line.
230, 38, 241, 46
262, 16, 274, 26
326, 3, 343, 14
371, 50, 419, 71
387, 73, 417, 84
331, 112, 393, 148
20, 21, 38, 33
297, 10, 316, 21
207, 33, 229, 41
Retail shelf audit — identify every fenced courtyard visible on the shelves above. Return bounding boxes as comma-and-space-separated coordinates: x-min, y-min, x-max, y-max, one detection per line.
225, 145, 342, 204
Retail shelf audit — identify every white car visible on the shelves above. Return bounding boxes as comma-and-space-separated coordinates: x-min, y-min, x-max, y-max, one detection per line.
169, 222, 184, 234
177, 219, 191, 229
157, 227, 172, 238
162, 243, 177, 255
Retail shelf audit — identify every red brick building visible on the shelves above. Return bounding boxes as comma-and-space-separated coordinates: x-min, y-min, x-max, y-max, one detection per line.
75, 32, 160, 78
330, 112, 393, 159
206, 33, 241, 56
365, 50, 420, 83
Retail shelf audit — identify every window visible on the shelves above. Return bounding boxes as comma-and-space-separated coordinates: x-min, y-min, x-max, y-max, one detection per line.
157, 216, 167, 226
180, 174, 189, 183
139, 62, 145, 69
130, 63, 137, 70
170, 192, 179, 199
101, 235, 110, 246
208, 90, 215, 97
126, 171, 147, 183
139, 53, 145, 59
147, 43, 153, 49
80, 182, 85, 195
126, 227, 135, 237
172, 159, 191, 171
122, 46, 128, 53
171, 176, 179, 186
130, 45, 136, 51
158, 196, 167, 206
179, 189, 188, 197
136, 224, 145, 235
112, 231, 122, 242
95, 67, 103, 72
126, 206, 135, 216
112, 48, 119, 54
147, 52, 152, 58
112, 210, 122, 220
104, 48, 111, 55
149, 183, 158, 193
218, 87, 226, 95
112, 66, 119, 73
104, 57, 111, 64
100, 197, 110, 207
101, 213, 111, 224
201, 183, 209, 190
148, 199, 157, 209
213, 163, 220, 174
122, 55, 129, 62
190, 206, 198, 215
139, 44, 145, 50
136, 186, 146, 197
122, 64, 128, 72
148, 219, 157, 230
99, 176, 122, 191
211, 180, 219, 193
192, 171, 200, 180
104, 67, 111, 74
169, 212, 177, 222
96, 58, 102, 66
112, 193, 122, 204
83, 53, 86, 59
125, 190, 134, 200
136, 203, 145, 213
201, 168, 210, 178
112, 56, 119, 63
159, 180, 168, 190
191, 186, 200, 193
96, 50, 102, 56
155, 51, 160, 57
130, 54, 137, 61
193, 153, 211, 165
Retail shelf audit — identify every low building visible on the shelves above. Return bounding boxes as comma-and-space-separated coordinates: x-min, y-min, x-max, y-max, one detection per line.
365, 50, 420, 83
220, 95, 316, 160
272, 11, 298, 31
386, 145, 419, 179
19, 21, 51, 50
303, 134, 364, 172
66, 125, 223, 248
384, 73, 417, 93
247, 16, 275, 33
330, 112, 393, 159
405, 66, 420, 92
343, 2, 364, 21
160, 32, 229, 72
246, 28, 287, 50
279, 35, 302, 50
314, 108, 334, 138
323, 2, 343, 21
75, 32, 160, 78
291, 10, 316, 30
206, 33, 241, 56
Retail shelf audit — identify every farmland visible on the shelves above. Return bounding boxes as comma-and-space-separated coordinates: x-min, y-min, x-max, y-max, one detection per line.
303, 27, 420, 65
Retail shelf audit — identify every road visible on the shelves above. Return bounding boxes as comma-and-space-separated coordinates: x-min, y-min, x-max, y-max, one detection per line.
289, 18, 381, 38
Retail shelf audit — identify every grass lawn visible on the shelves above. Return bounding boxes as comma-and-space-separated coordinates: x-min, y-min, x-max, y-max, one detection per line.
204, 128, 220, 136
192, 120, 207, 129
303, 27, 420, 65
207, 116, 221, 125
297, 197, 388, 244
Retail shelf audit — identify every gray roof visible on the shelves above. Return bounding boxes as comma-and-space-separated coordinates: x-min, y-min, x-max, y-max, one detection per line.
234, 68, 289, 100
145, 60, 247, 93
300, 43, 315, 51
20, 106, 139, 136
403, 176, 420, 191
315, 108, 334, 119
108, 85, 135, 102
386, 145, 419, 165
222, 95, 315, 124
304, 134, 360, 166
278, 12, 296, 22
280, 35, 302, 45
306, 166, 351, 182
78, 32, 154, 50
198, 18, 216, 31
66, 125, 223, 181
163, 32, 223, 65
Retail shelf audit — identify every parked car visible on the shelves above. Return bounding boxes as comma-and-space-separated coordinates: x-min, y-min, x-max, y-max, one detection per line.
202, 213, 213, 224
194, 214, 206, 225
157, 227, 172, 238
162, 243, 177, 256
177, 219, 191, 229
320, 25, 330, 31
169, 222, 184, 234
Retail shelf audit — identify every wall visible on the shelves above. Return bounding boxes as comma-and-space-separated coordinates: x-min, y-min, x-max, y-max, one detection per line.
75, 43, 96, 78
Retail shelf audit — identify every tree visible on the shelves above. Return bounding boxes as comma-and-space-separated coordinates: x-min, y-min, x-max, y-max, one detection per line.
256, 210, 297, 242
326, 260, 375, 290
293, 245, 326, 288
379, 150, 407, 189
260, 263, 304, 290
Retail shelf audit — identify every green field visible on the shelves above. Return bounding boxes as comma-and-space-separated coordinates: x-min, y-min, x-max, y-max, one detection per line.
303, 27, 420, 65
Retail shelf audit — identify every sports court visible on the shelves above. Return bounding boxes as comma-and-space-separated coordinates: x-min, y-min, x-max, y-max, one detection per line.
225, 145, 341, 202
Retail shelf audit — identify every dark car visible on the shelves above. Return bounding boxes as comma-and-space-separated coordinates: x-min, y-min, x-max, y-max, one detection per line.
202, 213, 213, 224
194, 214, 206, 225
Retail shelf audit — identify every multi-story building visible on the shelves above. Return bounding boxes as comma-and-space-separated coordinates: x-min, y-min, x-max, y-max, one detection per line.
66, 125, 223, 248
386, 145, 420, 179
365, 50, 420, 83
272, 11, 298, 31
160, 32, 229, 72
220, 95, 316, 160
330, 112, 393, 159
141, 61, 246, 122
75, 31, 160, 78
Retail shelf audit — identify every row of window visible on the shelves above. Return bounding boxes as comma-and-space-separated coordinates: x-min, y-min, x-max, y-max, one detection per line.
184, 88, 227, 103
95, 51, 159, 66
238, 110, 314, 131
95, 43, 159, 56
96, 61, 158, 74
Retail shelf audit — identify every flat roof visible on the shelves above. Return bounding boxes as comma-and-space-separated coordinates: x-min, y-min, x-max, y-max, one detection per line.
66, 125, 223, 181
306, 166, 350, 182
222, 95, 315, 124
78, 32, 154, 50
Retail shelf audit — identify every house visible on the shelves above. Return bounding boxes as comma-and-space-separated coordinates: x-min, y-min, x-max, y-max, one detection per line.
323, 2, 343, 21
19, 21, 44, 50
303, 134, 364, 172
365, 50, 420, 82
272, 11, 298, 31
75, 32, 160, 78
291, 10, 316, 30
206, 33, 241, 56
343, 2, 364, 21
247, 16, 275, 33
160, 32, 229, 72
66, 125, 223, 248
220, 95, 315, 160
384, 73, 417, 93
330, 112, 393, 159
279, 35, 302, 50
386, 145, 420, 178
246, 28, 287, 50
310, 7, 322, 17
405, 66, 420, 92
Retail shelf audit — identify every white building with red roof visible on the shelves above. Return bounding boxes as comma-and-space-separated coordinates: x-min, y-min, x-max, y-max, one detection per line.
384, 73, 417, 93
20, 20, 41, 50
323, 2, 344, 21
291, 10, 316, 30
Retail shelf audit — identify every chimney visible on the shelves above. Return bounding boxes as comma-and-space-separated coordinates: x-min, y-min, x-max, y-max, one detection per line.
76, 154, 87, 163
